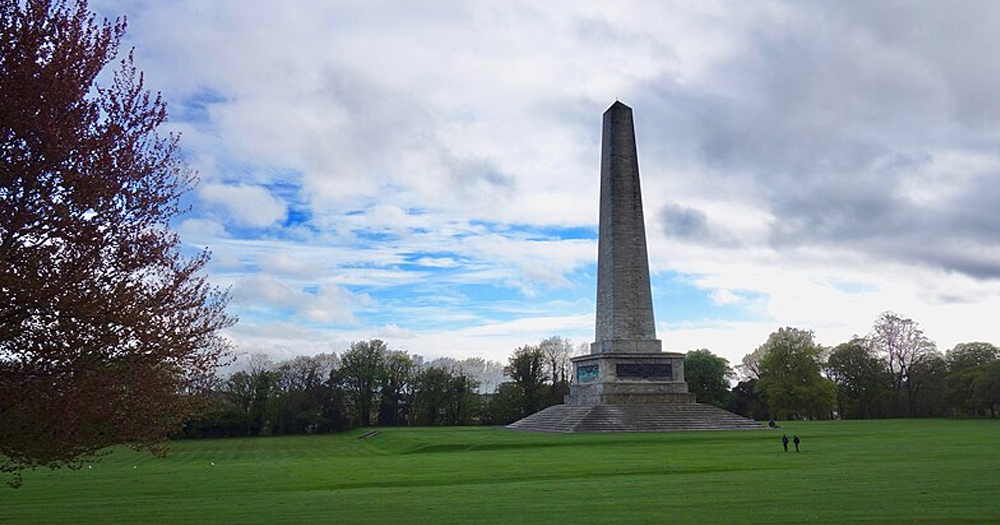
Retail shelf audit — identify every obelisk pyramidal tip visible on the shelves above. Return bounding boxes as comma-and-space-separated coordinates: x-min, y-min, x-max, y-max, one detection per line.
592, 100, 660, 354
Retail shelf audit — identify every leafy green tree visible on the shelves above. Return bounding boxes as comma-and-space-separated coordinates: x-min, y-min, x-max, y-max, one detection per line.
946, 367, 986, 416
377, 351, 414, 426
482, 383, 521, 425
755, 328, 836, 420
274, 354, 341, 434
337, 340, 387, 426
908, 352, 948, 417
412, 367, 481, 425
826, 339, 891, 419
226, 355, 281, 436
684, 349, 734, 408
504, 345, 548, 418
946, 342, 999, 371
973, 361, 1000, 417
945, 343, 999, 416
444, 373, 480, 425
1, 0, 234, 486
320, 375, 351, 433
412, 367, 453, 425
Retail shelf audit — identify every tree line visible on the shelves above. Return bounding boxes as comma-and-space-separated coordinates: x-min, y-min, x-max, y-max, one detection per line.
181, 311, 1000, 439
728, 312, 1000, 421
179, 336, 578, 438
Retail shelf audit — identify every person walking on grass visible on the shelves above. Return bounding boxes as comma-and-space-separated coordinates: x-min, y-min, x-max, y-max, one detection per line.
793, 435, 801, 452
782, 434, 789, 452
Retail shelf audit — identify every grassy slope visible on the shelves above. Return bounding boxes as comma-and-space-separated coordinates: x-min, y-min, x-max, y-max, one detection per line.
2, 419, 998, 524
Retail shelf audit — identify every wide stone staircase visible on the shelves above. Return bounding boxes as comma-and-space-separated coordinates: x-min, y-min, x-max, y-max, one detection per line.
505, 403, 763, 433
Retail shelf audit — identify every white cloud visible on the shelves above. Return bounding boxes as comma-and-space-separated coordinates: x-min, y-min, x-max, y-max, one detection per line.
199, 183, 287, 228
177, 217, 228, 244
709, 289, 743, 306
413, 257, 461, 268
259, 253, 317, 278
232, 275, 362, 324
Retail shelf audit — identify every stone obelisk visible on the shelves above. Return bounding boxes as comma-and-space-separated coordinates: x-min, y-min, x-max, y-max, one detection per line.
566, 101, 693, 406
506, 101, 760, 432
593, 101, 659, 355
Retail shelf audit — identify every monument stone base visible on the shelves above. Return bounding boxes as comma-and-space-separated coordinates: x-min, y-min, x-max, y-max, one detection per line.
508, 347, 761, 433
509, 348, 760, 433
565, 350, 694, 407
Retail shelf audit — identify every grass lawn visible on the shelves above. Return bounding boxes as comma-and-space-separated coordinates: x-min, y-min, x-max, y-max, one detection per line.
2, 419, 999, 524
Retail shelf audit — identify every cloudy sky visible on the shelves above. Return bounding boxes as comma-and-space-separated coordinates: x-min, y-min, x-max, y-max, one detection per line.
91, 0, 1000, 367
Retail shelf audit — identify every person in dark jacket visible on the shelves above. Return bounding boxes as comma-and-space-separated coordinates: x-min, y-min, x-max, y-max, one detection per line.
782, 434, 789, 452
793, 435, 801, 452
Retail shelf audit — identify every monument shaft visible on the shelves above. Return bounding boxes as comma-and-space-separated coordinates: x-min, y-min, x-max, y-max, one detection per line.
566, 101, 692, 407
593, 102, 658, 353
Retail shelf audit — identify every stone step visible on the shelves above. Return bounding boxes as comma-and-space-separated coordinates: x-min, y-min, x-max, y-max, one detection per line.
506, 403, 764, 433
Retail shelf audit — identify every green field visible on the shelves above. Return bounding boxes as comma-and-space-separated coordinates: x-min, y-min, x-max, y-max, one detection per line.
2, 419, 999, 524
